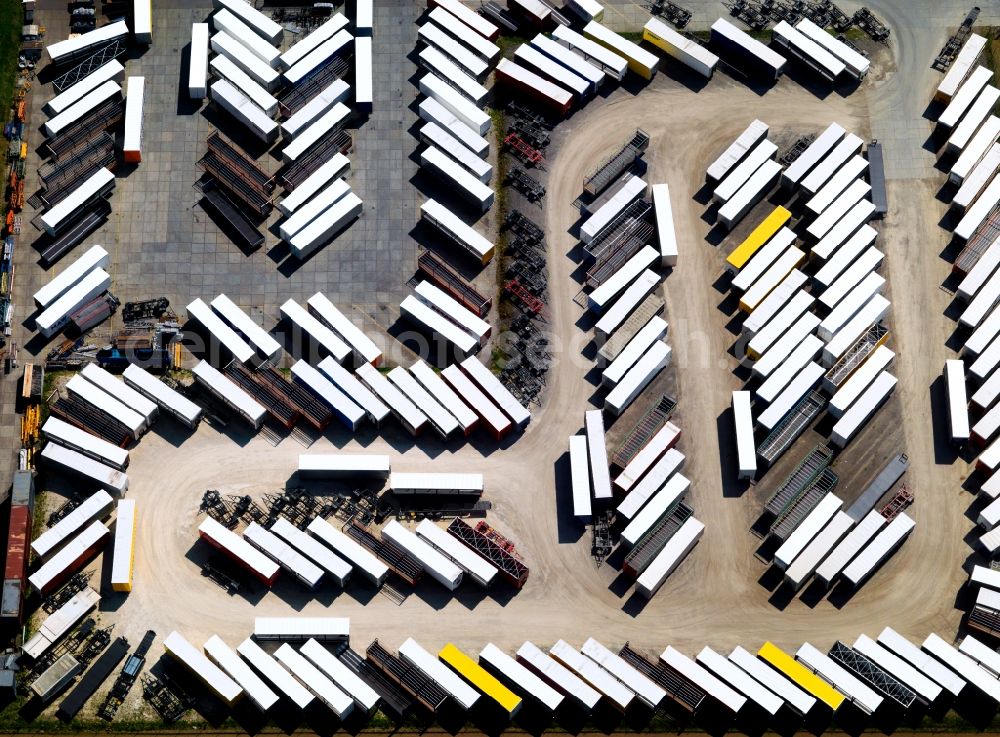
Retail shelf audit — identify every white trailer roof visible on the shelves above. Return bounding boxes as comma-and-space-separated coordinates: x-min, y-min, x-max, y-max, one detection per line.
420, 122, 491, 182
739, 247, 805, 312
732, 391, 756, 478
961, 263, 1000, 329
33, 244, 109, 309
878, 627, 965, 696
594, 270, 661, 337
822, 295, 891, 367
191, 360, 267, 427
400, 296, 477, 357
42, 416, 128, 469
580, 177, 648, 244
605, 342, 671, 416
123, 363, 202, 428
81, 362, 157, 422
427, 9, 501, 62
808, 180, 872, 243
419, 145, 493, 211
662, 646, 746, 713
283, 30, 353, 86
306, 293, 381, 365
974, 399, 1000, 444
569, 435, 592, 518
419, 199, 494, 262
516, 641, 600, 710
966, 303, 1000, 356
316, 358, 388, 425
282, 102, 350, 162
164, 631, 243, 704
24, 589, 100, 658
794, 18, 869, 78
40, 167, 115, 235
209, 80, 279, 142
440, 364, 510, 437
550, 639, 634, 711
189, 23, 209, 97
214, 0, 282, 43
583, 409, 613, 500
731, 227, 796, 292
755, 333, 823, 401
582, 638, 665, 708
959, 235, 1000, 301
198, 516, 279, 582
923, 633, 1000, 702
743, 270, 808, 336
617, 449, 685, 520
245, 522, 324, 588
66, 373, 145, 436
635, 515, 704, 597
282, 302, 350, 363
409, 360, 478, 433
237, 638, 314, 709
46, 60, 124, 115
981, 525, 1000, 554
841, 511, 914, 587
772, 493, 843, 571
39, 444, 128, 495
714, 139, 779, 204
210, 55, 279, 116
419, 74, 490, 135
957, 166, 1000, 242
419, 47, 490, 103
603, 315, 667, 387
820, 248, 884, 312
784, 511, 853, 589
211, 32, 280, 88
795, 642, 882, 714
853, 634, 942, 703
281, 80, 351, 139
748, 290, 814, 358
772, 20, 845, 81
358, 361, 429, 434
972, 564, 1000, 592
390, 472, 482, 494
615, 419, 679, 492
213, 8, 280, 67
807, 155, 869, 216
980, 496, 1000, 529
383, 520, 463, 590
399, 637, 479, 709
187, 298, 255, 364
706, 119, 770, 182
301, 639, 380, 712
388, 367, 460, 438
977, 586, 1000, 610
940, 66, 993, 128
621, 472, 690, 546
829, 345, 894, 417
954, 141, 1000, 211
32, 489, 113, 559
588, 245, 659, 313
46, 20, 128, 63
697, 646, 782, 715
783, 122, 846, 187
946, 359, 971, 440
274, 644, 353, 717
531, 34, 603, 90
938, 33, 987, 99
110, 499, 136, 591
728, 645, 816, 715
818, 272, 886, 342
298, 452, 389, 479
710, 16, 786, 75
959, 634, 1000, 677
430, 0, 498, 41
801, 134, 863, 196
270, 517, 351, 586
583, 20, 659, 76
718, 160, 782, 230
832, 371, 897, 447
415, 281, 489, 342
417, 21, 489, 79
307, 517, 388, 585
952, 115, 1000, 184
279, 155, 350, 215
949, 85, 1000, 152
279, 13, 348, 68
814, 223, 878, 287
204, 635, 279, 712
461, 356, 530, 427
551, 24, 627, 80
480, 643, 563, 712
416, 519, 498, 587
514, 43, 588, 97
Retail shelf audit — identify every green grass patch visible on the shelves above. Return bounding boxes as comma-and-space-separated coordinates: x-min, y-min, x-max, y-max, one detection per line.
0, 0, 20, 123
496, 34, 529, 59
618, 31, 643, 43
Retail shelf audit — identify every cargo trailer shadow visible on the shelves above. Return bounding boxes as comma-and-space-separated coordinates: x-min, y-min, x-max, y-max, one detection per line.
199, 104, 274, 162
183, 540, 268, 605
553, 451, 586, 543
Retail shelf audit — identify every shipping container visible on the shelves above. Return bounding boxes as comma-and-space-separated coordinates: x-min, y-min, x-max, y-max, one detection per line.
922, 633, 1000, 702
123, 364, 203, 428
493, 57, 572, 117
191, 360, 266, 428
709, 17, 785, 81
794, 18, 869, 79
399, 637, 480, 709
617, 448, 684, 519
355, 36, 373, 112
420, 122, 491, 183
199, 516, 279, 585
605, 342, 671, 417
281, 80, 351, 138
551, 24, 627, 81
714, 139, 779, 204
814, 224, 878, 287
953, 142, 1000, 212
189, 23, 209, 98
479, 643, 564, 712
317, 357, 389, 425
307, 517, 388, 585
732, 391, 756, 479
270, 517, 351, 587
211, 32, 281, 90
514, 43, 590, 99
718, 160, 782, 231
283, 30, 353, 86
427, 8, 500, 62
635, 516, 704, 597
460, 356, 530, 428
516, 640, 601, 711
289, 193, 364, 260
283, 103, 350, 163
40, 444, 128, 495
697, 646, 783, 715
603, 315, 667, 387
214, 0, 282, 43
782, 122, 847, 188
773, 492, 843, 569
298, 453, 387, 481
828, 345, 894, 417
40, 168, 115, 237
807, 155, 868, 217
771, 20, 845, 81
32, 489, 114, 560
729, 645, 816, 715
583, 20, 658, 79
945, 359, 971, 443
418, 98, 490, 158
621, 472, 690, 545
417, 21, 489, 79
808, 180, 872, 244
33, 244, 108, 309
956, 173, 1000, 242
281, 302, 350, 364
739, 247, 805, 312
878, 628, 965, 697
66, 373, 145, 436
356, 362, 427, 435
795, 642, 882, 714
428, 0, 499, 41
245, 521, 323, 589
822, 294, 890, 367
531, 34, 603, 93
642, 17, 718, 78
400, 295, 478, 358
210, 56, 279, 117
42, 416, 128, 470
569, 435, 591, 518
213, 8, 281, 67
708, 119, 770, 184
747, 290, 814, 358
273, 644, 354, 717
583, 637, 666, 708
420, 74, 490, 135
388, 367, 460, 439
731, 227, 796, 292
594, 270, 661, 338
441, 364, 511, 439
550, 639, 634, 711
948, 86, 1000, 155
420, 145, 493, 212
831, 370, 897, 447
28, 520, 108, 595
588, 245, 659, 313
81, 362, 158, 424
784, 511, 853, 590
306, 293, 381, 365
204, 635, 279, 712
818, 272, 886, 341
209, 79, 278, 142
841, 510, 913, 586
280, 14, 348, 68
937, 33, 987, 102
939, 66, 993, 128
415, 281, 490, 344
755, 334, 823, 402
46, 20, 129, 65
301, 638, 380, 712
662, 646, 747, 714
46, 60, 125, 116
417, 519, 497, 587
801, 134, 864, 197
951, 115, 1000, 185
409, 360, 478, 435
237, 637, 315, 709
383, 520, 463, 590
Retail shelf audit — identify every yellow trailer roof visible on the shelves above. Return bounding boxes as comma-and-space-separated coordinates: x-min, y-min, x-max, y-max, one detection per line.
757, 641, 844, 710
439, 643, 522, 715
726, 206, 792, 271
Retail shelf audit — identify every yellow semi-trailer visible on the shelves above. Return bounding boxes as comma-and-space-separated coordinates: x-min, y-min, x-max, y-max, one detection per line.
110, 500, 136, 592
583, 20, 659, 80
439, 643, 522, 717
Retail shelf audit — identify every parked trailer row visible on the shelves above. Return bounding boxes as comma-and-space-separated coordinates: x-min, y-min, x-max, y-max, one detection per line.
199, 516, 279, 585
28, 520, 109, 595
383, 521, 463, 590
642, 18, 718, 78
747, 290, 814, 358
782, 122, 846, 189
203, 635, 279, 712
417, 20, 489, 80
739, 247, 805, 312
714, 139, 779, 204
317, 358, 388, 425
420, 122, 491, 183
581, 176, 647, 244
802, 134, 864, 197
22, 588, 99, 658
551, 25, 627, 82
951, 115, 1000, 185
550, 640, 634, 712
820, 248, 884, 311
390, 472, 482, 496
795, 18, 869, 79
877, 627, 965, 697
34, 244, 108, 310
270, 517, 351, 587
210, 57, 278, 117
514, 44, 590, 99
420, 145, 493, 212
852, 634, 942, 704
662, 645, 747, 714
583, 21, 658, 80
828, 345, 894, 417
410, 360, 478, 435
922, 633, 1000, 701
807, 154, 868, 216
307, 517, 387, 585
418, 97, 490, 160
389, 368, 460, 438
244, 522, 324, 589
213, 0, 282, 43
814, 224, 878, 287
191, 360, 266, 429
281, 13, 348, 68
46, 20, 129, 65
784, 511, 854, 591
831, 370, 897, 448
754, 324, 822, 391
636, 516, 705, 598
288, 192, 363, 260
32, 490, 113, 560
211, 31, 281, 90
516, 640, 601, 712
718, 160, 782, 231
274, 644, 354, 717
301, 639, 380, 713
82, 362, 157, 423
731, 226, 796, 295
43, 79, 120, 138
356, 361, 427, 435
460, 356, 530, 428
67, 373, 146, 437
282, 80, 350, 137
530, 34, 604, 93
420, 199, 494, 264
603, 314, 667, 387
40, 167, 115, 237
47, 60, 125, 115
588, 245, 658, 313
427, 8, 500, 62
621, 472, 690, 546
948, 85, 1000, 155
283, 103, 350, 162
707, 119, 770, 184
617, 448, 684, 519
210, 79, 278, 143
822, 294, 890, 367
123, 363, 203, 428
213, 8, 281, 68
956, 172, 1000, 242
400, 295, 477, 358
936, 33, 987, 102
696, 646, 782, 716
773, 492, 843, 569
40, 443, 128, 495
771, 20, 845, 82
939, 66, 993, 129
290, 362, 360, 432
605, 341, 671, 417
351, 34, 372, 111
284, 30, 353, 87
164, 631, 244, 705
479, 642, 564, 712
416, 280, 489, 345
710, 17, 786, 81
953, 142, 1000, 212
841, 511, 914, 587
730, 645, 817, 715
399, 637, 480, 709
494, 58, 572, 118
795, 642, 882, 714
441, 364, 511, 439
42, 417, 128, 470
594, 270, 661, 338
416, 519, 498, 587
